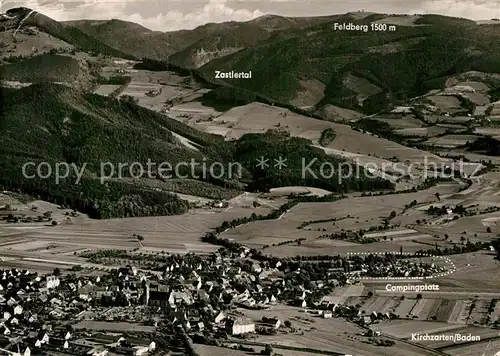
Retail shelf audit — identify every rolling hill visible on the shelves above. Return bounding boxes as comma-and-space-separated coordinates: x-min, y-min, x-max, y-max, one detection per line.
7, 8, 500, 116
65, 14, 343, 68
200, 14, 500, 112
0, 82, 394, 218
167, 14, 344, 68
63, 19, 179, 60
2, 7, 135, 59
0, 83, 232, 218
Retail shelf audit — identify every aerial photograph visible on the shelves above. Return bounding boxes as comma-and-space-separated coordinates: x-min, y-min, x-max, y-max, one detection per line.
1, 0, 500, 355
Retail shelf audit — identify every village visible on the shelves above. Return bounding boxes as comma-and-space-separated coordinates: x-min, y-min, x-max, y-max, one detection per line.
0, 245, 449, 356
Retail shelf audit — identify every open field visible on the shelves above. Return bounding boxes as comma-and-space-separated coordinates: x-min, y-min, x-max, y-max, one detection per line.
169, 100, 450, 165
195, 344, 336, 356
373, 116, 424, 130
0, 192, 278, 272
473, 128, 500, 136
325, 123, 447, 164
435, 251, 500, 291
321, 285, 365, 305
438, 151, 500, 164
96, 64, 207, 114
238, 305, 439, 356
371, 320, 465, 339
424, 135, 480, 148
427, 96, 461, 110
268, 186, 332, 197
93, 84, 120, 96
222, 184, 464, 256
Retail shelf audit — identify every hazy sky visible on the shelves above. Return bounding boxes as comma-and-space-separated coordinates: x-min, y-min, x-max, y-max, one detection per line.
2, 0, 500, 31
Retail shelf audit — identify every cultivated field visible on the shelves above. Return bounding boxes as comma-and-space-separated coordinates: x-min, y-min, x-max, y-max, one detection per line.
222, 184, 463, 256
0, 192, 278, 272
424, 135, 480, 149
395, 127, 449, 137
239, 305, 439, 356
436, 251, 500, 291
427, 96, 462, 110
93, 84, 121, 96
371, 320, 465, 339
412, 326, 500, 349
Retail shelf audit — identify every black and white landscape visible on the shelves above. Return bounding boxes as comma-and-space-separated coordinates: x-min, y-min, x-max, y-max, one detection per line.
2, 3, 500, 356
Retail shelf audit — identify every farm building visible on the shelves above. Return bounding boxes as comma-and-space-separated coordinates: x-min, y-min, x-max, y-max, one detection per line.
225, 317, 255, 335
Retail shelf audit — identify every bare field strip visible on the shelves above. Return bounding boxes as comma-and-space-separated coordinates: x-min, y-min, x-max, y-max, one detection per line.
322, 285, 365, 305
195, 344, 320, 356
73, 321, 154, 333
418, 299, 437, 320
0, 259, 76, 273
372, 320, 465, 339
326, 122, 447, 163
457, 301, 472, 325
380, 297, 401, 314
363, 229, 417, 238
364, 296, 390, 315
93, 84, 120, 96
373, 117, 424, 129
427, 299, 444, 322
474, 127, 500, 136
448, 300, 466, 324
344, 296, 363, 307
425, 135, 480, 148
396, 127, 448, 137
410, 299, 427, 318
195, 345, 256, 356
358, 296, 379, 314
469, 300, 490, 325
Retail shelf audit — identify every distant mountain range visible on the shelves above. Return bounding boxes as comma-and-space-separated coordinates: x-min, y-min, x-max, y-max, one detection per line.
64, 11, 500, 112
65, 14, 342, 68
3, 7, 500, 113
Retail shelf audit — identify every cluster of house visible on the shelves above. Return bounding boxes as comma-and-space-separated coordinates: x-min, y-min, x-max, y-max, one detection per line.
0, 269, 62, 355
366, 261, 442, 278
145, 88, 162, 97
0, 247, 445, 354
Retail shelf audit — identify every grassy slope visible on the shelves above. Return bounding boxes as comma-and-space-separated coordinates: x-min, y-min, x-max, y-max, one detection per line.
6, 8, 135, 59
201, 15, 500, 112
